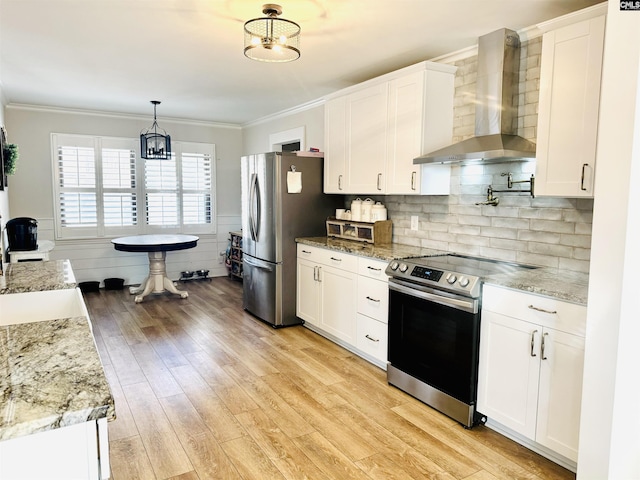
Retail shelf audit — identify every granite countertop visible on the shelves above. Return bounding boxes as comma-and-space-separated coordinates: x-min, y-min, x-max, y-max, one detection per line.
0, 260, 76, 295
483, 268, 589, 305
296, 236, 447, 261
0, 260, 115, 442
0, 316, 116, 441
296, 237, 589, 306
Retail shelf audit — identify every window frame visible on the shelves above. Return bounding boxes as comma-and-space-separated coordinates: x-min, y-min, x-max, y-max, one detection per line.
51, 133, 216, 240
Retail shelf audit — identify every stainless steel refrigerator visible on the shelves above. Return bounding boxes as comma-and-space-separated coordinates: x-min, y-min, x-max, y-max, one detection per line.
241, 152, 342, 327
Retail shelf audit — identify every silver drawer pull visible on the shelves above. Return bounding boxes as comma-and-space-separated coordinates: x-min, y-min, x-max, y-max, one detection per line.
541, 332, 549, 360
531, 329, 538, 357
367, 266, 381, 271
528, 305, 557, 315
330, 257, 342, 262
365, 334, 379, 343
302, 249, 311, 254
366, 296, 380, 303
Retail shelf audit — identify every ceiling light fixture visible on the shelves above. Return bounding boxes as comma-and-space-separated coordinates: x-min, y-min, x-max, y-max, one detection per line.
140, 100, 171, 160
244, 4, 300, 63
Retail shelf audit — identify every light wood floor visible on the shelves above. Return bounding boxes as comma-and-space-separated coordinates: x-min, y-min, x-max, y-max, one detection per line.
84, 276, 576, 480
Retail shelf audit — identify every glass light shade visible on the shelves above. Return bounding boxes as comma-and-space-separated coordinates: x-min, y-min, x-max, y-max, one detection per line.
244, 8, 300, 62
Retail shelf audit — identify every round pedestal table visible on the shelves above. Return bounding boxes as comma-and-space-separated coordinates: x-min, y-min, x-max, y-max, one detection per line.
111, 234, 199, 303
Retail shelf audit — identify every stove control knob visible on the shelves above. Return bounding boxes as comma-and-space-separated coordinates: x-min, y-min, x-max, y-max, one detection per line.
459, 276, 470, 287
446, 273, 457, 284
399, 263, 409, 273
389, 261, 399, 271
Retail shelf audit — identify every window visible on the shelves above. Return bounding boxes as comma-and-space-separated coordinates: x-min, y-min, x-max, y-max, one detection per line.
52, 134, 215, 239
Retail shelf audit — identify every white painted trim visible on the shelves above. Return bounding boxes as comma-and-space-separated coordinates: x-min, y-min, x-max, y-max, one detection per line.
5, 103, 241, 129
537, 2, 608, 33
241, 98, 325, 128
269, 127, 306, 152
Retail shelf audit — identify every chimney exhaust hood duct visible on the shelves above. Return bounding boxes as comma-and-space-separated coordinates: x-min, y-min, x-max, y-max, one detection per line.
414, 28, 536, 165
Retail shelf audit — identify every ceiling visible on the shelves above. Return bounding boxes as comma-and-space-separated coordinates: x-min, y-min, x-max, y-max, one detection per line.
0, 0, 603, 125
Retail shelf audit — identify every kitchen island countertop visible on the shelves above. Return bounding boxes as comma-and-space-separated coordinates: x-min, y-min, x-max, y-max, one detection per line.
0, 259, 76, 294
0, 260, 115, 442
296, 237, 588, 306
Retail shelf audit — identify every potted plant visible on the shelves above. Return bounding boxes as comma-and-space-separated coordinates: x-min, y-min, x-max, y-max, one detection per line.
3, 143, 18, 175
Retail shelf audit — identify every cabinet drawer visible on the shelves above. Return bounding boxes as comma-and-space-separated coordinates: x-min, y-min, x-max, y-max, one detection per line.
358, 257, 389, 281
297, 244, 324, 261
482, 285, 586, 336
357, 276, 389, 323
315, 248, 358, 272
356, 313, 388, 364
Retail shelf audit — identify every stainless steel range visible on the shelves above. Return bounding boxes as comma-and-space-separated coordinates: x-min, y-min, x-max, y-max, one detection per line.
385, 254, 535, 428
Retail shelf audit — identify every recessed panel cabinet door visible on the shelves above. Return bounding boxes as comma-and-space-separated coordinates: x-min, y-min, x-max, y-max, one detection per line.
346, 83, 388, 194
536, 329, 585, 462
535, 15, 605, 197
319, 264, 357, 343
477, 310, 540, 439
324, 96, 348, 193
296, 258, 321, 327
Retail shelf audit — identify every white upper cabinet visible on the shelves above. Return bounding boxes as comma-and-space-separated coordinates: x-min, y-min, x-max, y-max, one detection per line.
324, 62, 456, 195
535, 14, 606, 197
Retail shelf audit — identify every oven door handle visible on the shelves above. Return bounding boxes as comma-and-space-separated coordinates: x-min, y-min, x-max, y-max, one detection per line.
389, 279, 477, 313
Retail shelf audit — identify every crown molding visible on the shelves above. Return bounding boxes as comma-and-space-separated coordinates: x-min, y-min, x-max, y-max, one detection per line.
242, 98, 325, 128
5, 103, 241, 129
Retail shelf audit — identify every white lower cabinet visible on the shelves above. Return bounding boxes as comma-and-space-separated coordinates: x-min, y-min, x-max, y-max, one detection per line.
296, 244, 357, 344
297, 244, 389, 368
477, 284, 586, 464
0, 418, 110, 480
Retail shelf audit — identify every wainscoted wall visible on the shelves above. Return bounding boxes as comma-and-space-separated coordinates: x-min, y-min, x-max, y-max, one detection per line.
36, 215, 241, 285
383, 36, 593, 272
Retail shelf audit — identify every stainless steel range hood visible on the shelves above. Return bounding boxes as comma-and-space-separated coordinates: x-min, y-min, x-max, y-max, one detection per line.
415, 28, 536, 165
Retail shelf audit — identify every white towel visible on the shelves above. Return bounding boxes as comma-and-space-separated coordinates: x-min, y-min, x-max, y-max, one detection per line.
287, 171, 302, 193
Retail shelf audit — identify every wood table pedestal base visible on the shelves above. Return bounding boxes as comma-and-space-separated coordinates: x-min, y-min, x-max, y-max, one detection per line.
129, 251, 188, 303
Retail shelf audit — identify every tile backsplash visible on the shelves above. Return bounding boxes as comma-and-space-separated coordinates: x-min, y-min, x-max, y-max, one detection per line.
372, 36, 592, 273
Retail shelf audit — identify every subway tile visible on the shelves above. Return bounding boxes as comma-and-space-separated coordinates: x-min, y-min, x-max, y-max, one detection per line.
492, 217, 530, 229
558, 257, 590, 273
563, 209, 593, 223
531, 197, 577, 208
528, 242, 573, 258
457, 214, 492, 227
479, 206, 520, 218
515, 252, 559, 268
559, 234, 592, 248
530, 219, 575, 234
479, 226, 518, 239
455, 234, 491, 247
573, 247, 592, 261
518, 230, 562, 244
450, 224, 482, 236
489, 237, 525, 251
429, 231, 458, 243
575, 222, 593, 235
421, 239, 449, 251
518, 208, 564, 220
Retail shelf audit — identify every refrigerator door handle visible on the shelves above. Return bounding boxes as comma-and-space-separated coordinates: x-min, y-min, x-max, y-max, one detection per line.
244, 256, 275, 272
249, 173, 260, 241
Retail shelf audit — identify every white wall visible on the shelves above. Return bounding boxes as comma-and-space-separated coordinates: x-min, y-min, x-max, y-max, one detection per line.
577, 4, 640, 479
242, 103, 325, 155
4, 107, 242, 282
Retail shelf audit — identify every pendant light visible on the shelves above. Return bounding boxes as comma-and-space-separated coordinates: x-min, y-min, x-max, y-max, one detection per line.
244, 4, 300, 63
140, 100, 171, 160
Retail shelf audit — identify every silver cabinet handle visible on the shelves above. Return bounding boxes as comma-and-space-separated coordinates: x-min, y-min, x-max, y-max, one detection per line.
365, 334, 380, 343
581, 163, 589, 191
367, 266, 381, 271
313, 265, 318, 282
528, 305, 557, 315
531, 329, 538, 357
330, 257, 342, 262
301, 249, 311, 254
411, 171, 417, 190
338, 174, 343, 190
541, 332, 549, 360
365, 296, 380, 303
377, 173, 382, 191
317, 266, 322, 282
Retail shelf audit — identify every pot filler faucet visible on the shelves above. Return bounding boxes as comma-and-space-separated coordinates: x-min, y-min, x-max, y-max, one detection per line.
476, 173, 535, 206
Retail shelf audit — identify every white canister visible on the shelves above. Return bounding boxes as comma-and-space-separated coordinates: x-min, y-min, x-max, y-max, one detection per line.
361, 198, 375, 222
350, 198, 362, 221
371, 202, 388, 221
336, 208, 345, 219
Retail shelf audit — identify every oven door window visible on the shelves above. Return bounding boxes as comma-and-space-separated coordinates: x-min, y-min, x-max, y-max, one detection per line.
388, 288, 480, 404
